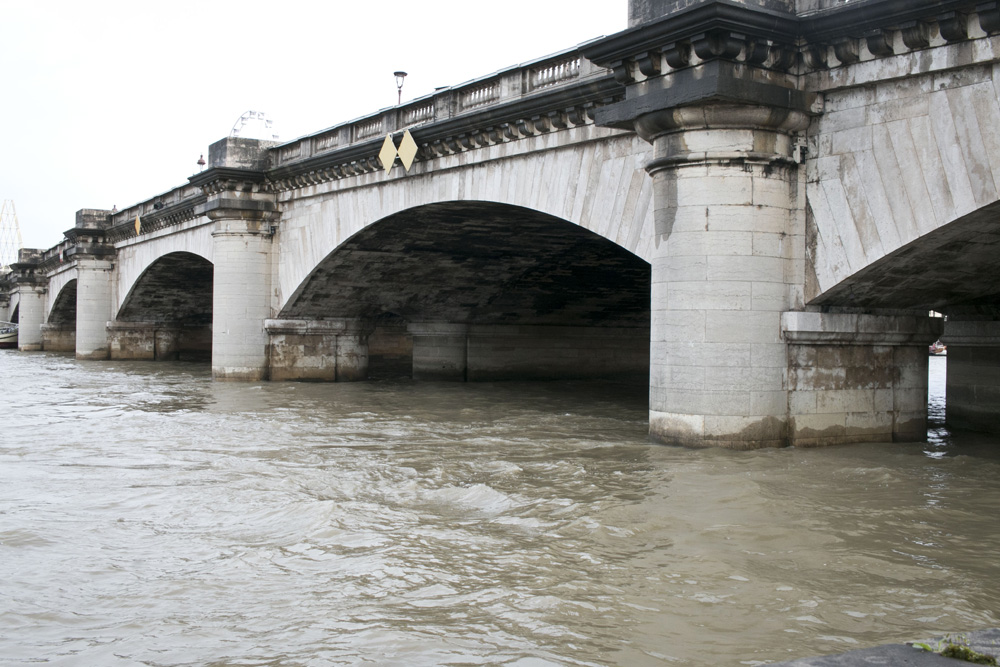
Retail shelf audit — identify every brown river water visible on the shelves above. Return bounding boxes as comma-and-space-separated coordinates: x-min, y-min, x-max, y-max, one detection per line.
0, 352, 997, 666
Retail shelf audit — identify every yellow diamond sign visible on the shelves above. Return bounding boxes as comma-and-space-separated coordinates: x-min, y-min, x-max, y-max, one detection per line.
377, 131, 418, 175
397, 130, 418, 171
378, 134, 397, 174
134, 215, 142, 235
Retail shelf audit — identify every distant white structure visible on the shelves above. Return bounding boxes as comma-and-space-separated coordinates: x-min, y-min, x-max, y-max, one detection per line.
230, 111, 279, 141
0, 200, 23, 271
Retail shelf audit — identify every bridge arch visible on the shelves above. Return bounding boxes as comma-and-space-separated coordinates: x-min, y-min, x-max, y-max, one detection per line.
48, 279, 77, 324
111, 251, 213, 361
272, 201, 651, 382
38, 278, 78, 352
809, 200, 1000, 317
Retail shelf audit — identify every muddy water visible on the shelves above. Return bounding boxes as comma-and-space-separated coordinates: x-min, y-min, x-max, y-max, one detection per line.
0, 352, 997, 666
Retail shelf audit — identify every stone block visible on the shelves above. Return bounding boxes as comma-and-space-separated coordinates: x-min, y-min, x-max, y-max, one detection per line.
704, 365, 784, 392
750, 282, 789, 312
830, 126, 873, 155
789, 389, 818, 415
751, 343, 787, 368
653, 341, 752, 368
705, 311, 782, 344
789, 365, 847, 392
667, 281, 751, 311
703, 415, 788, 448
750, 390, 789, 415
649, 410, 704, 445
707, 255, 786, 283
815, 388, 875, 414
650, 310, 706, 343
655, 388, 750, 416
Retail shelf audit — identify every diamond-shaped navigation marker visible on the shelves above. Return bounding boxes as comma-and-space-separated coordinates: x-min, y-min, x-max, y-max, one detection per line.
397, 130, 418, 172
378, 134, 397, 174
134, 215, 142, 235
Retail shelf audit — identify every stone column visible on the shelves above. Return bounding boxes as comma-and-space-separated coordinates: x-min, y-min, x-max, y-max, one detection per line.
211, 214, 274, 380
15, 284, 46, 351
75, 257, 114, 359
408, 323, 469, 381
942, 320, 1000, 433
190, 139, 279, 381
9, 249, 47, 351
67, 209, 115, 360
638, 105, 808, 448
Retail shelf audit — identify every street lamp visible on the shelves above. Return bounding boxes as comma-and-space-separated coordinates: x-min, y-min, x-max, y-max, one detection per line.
394, 71, 407, 105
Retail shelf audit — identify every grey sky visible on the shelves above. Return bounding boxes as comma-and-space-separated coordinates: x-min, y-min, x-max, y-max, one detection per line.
2, 1, 626, 250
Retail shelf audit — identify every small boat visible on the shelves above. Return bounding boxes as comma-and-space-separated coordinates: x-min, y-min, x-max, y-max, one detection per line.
0, 321, 17, 349
929, 340, 947, 356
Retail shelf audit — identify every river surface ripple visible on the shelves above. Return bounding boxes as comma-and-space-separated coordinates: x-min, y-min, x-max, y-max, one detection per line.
0, 352, 997, 666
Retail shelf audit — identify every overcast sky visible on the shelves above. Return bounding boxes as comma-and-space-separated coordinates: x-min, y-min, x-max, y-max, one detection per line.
2, 1, 627, 251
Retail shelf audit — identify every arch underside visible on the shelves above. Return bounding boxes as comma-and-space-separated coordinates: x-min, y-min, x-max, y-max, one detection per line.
281, 202, 651, 381
283, 202, 649, 327
48, 280, 77, 325
118, 252, 213, 324
115, 252, 213, 360
810, 200, 1000, 318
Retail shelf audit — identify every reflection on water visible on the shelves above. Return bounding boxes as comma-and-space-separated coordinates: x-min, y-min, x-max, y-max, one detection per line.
0, 351, 997, 666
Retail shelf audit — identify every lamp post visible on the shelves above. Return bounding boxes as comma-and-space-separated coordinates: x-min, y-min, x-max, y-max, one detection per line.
394, 71, 407, 105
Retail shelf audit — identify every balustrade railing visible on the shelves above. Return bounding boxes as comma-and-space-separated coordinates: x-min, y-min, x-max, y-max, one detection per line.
271, 46, 607, 167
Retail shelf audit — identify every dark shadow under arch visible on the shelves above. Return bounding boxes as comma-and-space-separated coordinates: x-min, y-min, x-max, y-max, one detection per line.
48, 280, 77, 325
280, 201, 650, 382
118, 252, 213, 325
282, 201, 650, 327
811, 199, 1000, 317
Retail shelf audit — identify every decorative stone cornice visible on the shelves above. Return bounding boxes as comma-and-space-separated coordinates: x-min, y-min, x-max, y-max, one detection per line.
267, 76, 622, 193
585, 0, 998, 84
8, 249, 48, 288
105, 195, 207, 244
188, 166, 270, 196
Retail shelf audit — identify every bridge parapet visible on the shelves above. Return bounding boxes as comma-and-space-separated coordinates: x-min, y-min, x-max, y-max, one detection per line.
267, 48, 620, 191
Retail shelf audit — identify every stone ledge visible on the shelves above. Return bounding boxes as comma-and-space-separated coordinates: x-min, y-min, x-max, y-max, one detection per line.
942, 320, 1000, 346
781, 311, 943, 345
265, 318, 371, 336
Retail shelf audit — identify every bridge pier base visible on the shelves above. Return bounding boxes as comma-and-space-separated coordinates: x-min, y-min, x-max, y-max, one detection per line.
942, 321, 1000, 434
783, 312, 941, 446
41, 323, 75, 352
408, 323, 468, 381
108, 322, 184, 360
266, 319, 372, 382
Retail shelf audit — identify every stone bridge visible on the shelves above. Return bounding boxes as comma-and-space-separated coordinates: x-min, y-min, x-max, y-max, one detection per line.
6, 0, 1000, 448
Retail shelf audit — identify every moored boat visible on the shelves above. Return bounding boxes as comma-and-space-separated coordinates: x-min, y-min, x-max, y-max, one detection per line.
0, 321, 17, 349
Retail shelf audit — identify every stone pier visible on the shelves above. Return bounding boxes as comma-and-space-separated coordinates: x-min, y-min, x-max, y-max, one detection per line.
266, 318, 372, 382
68, 209, 115, 360
942, 320, 1000, 434
9, 249, 46, 352
194, 138, 278, 381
